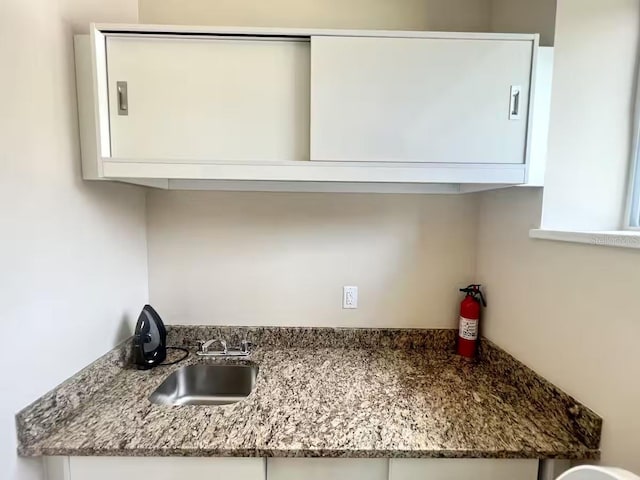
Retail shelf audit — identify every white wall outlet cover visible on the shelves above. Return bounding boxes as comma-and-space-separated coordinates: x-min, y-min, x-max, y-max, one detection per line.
343, 286, 358, 309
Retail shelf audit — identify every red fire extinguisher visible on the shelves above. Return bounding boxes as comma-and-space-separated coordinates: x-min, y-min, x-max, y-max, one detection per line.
457, 284, 486, 360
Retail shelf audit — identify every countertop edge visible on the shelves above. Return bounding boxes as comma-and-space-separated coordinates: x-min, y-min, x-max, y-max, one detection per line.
20, 446, 601, 460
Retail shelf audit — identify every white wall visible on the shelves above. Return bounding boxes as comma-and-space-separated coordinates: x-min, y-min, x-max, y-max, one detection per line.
490, 0, 557, 46
477, 0, 640, 471
0, 1, 146, 480
146, 191, 477, 327
541, 0, 639, 230
7, 0, 638, 476
140, 0, 486, 329
139, 0, 491, 32
477, 187, 640, 472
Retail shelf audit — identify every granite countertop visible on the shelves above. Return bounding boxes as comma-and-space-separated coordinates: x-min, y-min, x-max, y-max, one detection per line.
16, 327, 601, 459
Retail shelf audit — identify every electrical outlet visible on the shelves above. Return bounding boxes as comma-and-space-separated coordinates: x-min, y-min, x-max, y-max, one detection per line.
343, 286, 358, 309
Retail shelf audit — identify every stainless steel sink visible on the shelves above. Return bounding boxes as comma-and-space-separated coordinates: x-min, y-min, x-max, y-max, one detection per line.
149, 364, 258, 406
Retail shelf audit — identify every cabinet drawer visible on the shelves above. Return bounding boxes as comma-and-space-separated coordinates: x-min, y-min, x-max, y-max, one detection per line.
267, 458, 388, 480
68, 456, 266, 480
389, 458, 538, 480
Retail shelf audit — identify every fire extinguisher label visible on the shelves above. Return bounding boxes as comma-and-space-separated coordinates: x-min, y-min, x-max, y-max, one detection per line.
459, 316, 478, 340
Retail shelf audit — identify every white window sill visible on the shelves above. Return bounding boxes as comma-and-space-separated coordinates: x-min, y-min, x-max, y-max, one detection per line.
529, 229, 640, 249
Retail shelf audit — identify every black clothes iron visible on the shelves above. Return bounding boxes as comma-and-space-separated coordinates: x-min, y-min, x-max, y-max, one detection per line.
133, 304, 167, 369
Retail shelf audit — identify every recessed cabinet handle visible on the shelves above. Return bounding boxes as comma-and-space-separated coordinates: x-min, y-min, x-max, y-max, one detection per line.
117, 81, 128, 116
509, 85, 522, 120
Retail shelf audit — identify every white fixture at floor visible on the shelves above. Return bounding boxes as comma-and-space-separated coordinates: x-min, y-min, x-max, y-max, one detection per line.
558, 466, 640, 480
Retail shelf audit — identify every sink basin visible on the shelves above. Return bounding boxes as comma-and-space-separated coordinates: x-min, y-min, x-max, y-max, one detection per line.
149, 364, 258, 406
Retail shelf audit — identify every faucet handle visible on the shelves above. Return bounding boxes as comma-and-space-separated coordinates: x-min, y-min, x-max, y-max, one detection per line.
217, 339, 228, 354
240, 339, 252, 354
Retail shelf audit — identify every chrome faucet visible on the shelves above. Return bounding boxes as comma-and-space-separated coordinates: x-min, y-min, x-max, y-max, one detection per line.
200, 338, 227, 355
197, 338, 252, 357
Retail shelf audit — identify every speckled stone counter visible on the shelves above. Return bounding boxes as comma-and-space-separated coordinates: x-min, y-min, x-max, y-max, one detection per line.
16, 327, 601, 459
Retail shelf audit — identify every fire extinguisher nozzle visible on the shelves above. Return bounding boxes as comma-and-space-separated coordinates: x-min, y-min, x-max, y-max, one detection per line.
459, 284, 486, 307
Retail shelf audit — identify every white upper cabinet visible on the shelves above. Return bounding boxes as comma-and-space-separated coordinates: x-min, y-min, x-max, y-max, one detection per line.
310, 36, 533, 164
106, 36, 310, 162
76, 25, 548, 191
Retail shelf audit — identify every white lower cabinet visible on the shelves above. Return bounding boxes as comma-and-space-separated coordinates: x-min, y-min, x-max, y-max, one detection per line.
46, 456, 539, 480
46, 456, 266, 480
389, 458, 539, 480
267, 458, 388, 480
